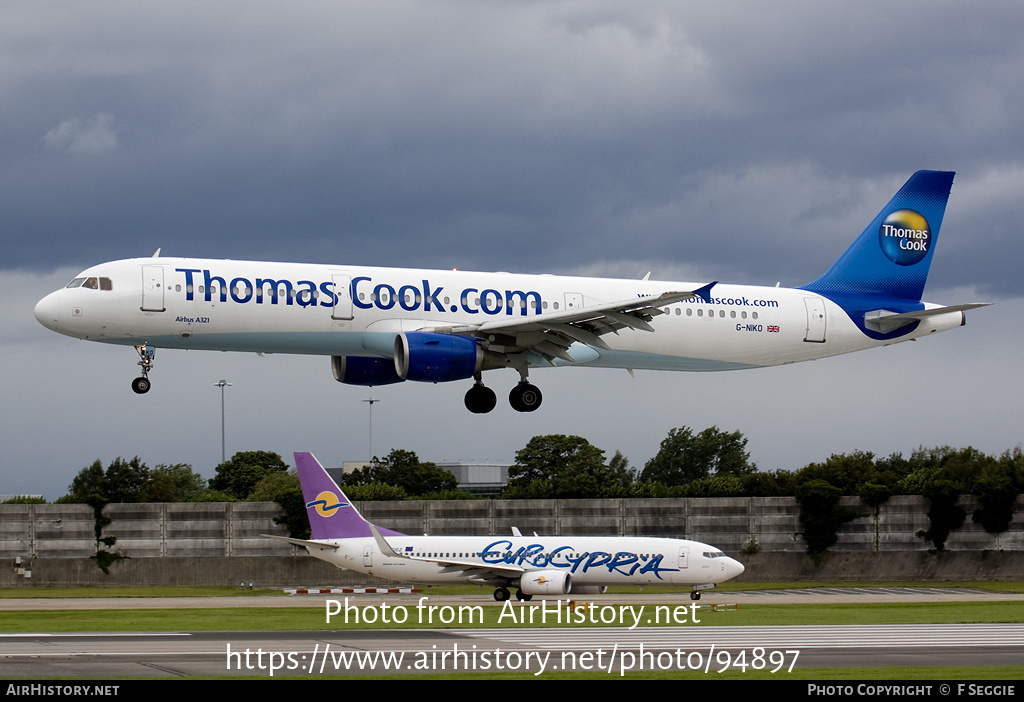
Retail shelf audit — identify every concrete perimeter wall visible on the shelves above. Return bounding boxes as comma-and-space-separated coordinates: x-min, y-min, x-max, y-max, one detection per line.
2, 495, 1022, 587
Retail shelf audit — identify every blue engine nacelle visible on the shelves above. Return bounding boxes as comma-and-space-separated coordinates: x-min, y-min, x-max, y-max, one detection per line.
331, 355, 405, 386
394, 332, 482, 383
519, 570, 572, 596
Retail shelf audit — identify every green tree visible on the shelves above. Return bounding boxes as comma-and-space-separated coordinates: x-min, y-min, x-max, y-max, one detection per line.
191, 489, 238, 502
147, 463, 207, 502
343, 449, 457, 496
741, 469, 797, 497
795, 479, 860, 561
797, 451, 880, 495
66, 459, 108, 502
248, 471, 309, 541
248, 470, 301, 502
273, 487, 311, 540
209, 451, 289, 500
344, 483, 409, 501
640, 426, 755, 486
903, 446, 995, 494
971, 475, 1018, 536
504, 435, 634, 498
103, 457, 150, 503
679, 474, 745, 497
65, 457, 151, 503
919, 478, 966, 551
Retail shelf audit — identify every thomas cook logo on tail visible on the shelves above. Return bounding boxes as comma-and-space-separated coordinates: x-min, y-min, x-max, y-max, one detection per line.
306, 491, 347, 518
879, 209, 931, 266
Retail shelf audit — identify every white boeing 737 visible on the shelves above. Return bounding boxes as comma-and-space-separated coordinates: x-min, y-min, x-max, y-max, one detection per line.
266, 452, 745, 601
35, 171, 986, 412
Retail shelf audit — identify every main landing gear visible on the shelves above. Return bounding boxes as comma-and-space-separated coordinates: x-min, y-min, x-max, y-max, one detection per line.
465, 380, 542, 414
492, 587, 533, 602
509, 381, 542, 412
131, 344, 155, 394
464, 381, 497, 414
464, 366, 543, 414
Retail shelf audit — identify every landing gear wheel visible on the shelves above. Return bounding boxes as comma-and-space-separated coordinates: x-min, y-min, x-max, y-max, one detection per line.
509, 382, 542, 412
690, 591, 701, 601
494, 587, 511, 602
131, 377, 151, 394
515, 590, 533, 602
465, 384, 497, 414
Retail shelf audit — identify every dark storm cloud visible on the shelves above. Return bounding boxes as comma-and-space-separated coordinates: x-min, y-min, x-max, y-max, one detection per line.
3, 2, 1022, 297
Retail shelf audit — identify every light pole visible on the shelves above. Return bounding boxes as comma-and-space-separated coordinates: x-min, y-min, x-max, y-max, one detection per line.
213, 379, 233, 463
362, 398, 379, 460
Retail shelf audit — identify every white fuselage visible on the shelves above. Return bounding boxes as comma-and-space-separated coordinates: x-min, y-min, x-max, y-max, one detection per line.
33, 256, 965, 372
302, 534, 744, 588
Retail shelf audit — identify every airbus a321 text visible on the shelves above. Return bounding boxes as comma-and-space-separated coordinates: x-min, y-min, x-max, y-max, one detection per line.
35, 171, 986, 413
265, 452, 745, 601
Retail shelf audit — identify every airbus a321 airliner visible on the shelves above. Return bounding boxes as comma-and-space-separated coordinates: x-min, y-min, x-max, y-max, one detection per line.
35, 171, 986, 413
266, 452, 744, 601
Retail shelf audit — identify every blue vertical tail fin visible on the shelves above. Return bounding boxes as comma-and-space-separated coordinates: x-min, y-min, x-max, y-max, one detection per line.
800, 170, 955, 302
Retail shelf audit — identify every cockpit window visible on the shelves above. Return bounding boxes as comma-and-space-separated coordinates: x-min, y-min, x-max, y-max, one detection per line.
66, 276, 113, 291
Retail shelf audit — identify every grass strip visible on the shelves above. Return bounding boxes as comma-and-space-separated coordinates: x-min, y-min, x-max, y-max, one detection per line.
1, 601, 1022, 633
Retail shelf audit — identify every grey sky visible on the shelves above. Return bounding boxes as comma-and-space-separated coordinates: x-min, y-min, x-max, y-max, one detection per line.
2, 2, 1021, 499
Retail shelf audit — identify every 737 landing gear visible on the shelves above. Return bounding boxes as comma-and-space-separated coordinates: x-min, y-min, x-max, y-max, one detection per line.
690, 590, 702, 601
493, 587, 511, 602
132, 345, 155, 394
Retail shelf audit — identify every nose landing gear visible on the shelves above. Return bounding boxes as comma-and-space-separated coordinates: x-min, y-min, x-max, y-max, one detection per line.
132, 345, 155, 394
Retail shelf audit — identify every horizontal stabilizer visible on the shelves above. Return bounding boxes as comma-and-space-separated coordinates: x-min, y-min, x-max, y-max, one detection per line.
864, 303, 991, 334
262, 534, 340, 551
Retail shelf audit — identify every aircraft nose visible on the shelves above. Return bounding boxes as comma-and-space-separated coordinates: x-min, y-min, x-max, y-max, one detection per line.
34, 292, 61, 331
725, 557, 745, 580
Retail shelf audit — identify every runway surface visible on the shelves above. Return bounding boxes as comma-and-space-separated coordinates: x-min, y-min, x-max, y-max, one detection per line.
2, 588, 1022, 678
4, 585, 1022, 609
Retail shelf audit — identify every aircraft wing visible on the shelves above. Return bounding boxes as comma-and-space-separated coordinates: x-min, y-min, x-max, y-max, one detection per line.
368, 524, 525, 583
423, 282, 716, 365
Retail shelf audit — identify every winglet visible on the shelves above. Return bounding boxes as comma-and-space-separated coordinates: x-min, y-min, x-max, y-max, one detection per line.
369, 523, 404, 558
692, 281, 717, 304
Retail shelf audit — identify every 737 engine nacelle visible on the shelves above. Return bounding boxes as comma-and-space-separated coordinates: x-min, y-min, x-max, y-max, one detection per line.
572, 585, 608, 595
519, 570, 572, 596
394, 332, 507, 383
331, 356, 405, 386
